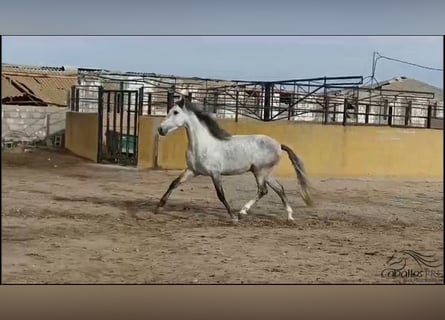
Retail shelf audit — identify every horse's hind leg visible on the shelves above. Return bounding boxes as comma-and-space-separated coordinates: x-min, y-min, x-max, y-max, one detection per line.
266, 176, 294, 221
239, 169, 269, 219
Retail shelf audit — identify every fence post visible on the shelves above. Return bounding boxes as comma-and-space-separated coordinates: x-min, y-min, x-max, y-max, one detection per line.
365, 104, 370, 124
354, 97, 359, 124
69, 86, 73, 111
147, 93, 152, 115
288, 91, 294, 121
97, 86, 104, 163
235, 90, 239, 123
427, 105, 432, 128
342, 98, 348, 126
323, 95, 329, 124
138, 87, 144, 116
45, 114, 50, 139
332, 103, 337, 123
323, 78, 328, 124
119, 82, 124, 114
264, 83, 272, 121
75, 87, 80, 112
404, 100, 412, 127
388, 105, 393, 126
167, 85, 175, 112
383, 99, 389, 123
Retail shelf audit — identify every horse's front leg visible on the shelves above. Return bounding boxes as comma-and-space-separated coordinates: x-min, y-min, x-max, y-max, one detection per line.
210, 173, 237, 223
156, 168, 195, 212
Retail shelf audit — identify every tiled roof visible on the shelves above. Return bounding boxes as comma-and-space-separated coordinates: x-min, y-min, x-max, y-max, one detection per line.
2, 64, 78, 106
2, 63, 77, 75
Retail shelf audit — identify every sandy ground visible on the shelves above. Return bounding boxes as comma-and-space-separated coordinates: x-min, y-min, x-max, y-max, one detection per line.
2, 148, 443, 284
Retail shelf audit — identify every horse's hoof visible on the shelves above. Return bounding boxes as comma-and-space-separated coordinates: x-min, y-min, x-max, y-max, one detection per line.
238, 211, 247, 220
154, 206, 163, 214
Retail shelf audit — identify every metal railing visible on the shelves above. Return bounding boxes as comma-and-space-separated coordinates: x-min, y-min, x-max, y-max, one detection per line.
68, 75, 443, 130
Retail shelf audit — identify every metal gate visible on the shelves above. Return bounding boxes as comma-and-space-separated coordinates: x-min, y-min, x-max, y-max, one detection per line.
98, 88, 140, 165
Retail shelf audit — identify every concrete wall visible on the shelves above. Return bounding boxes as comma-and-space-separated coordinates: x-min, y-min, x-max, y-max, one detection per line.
137, 116, 164, 168
65, 112, 99, 162
138, 116, 443, 179
1, 105, 66, 142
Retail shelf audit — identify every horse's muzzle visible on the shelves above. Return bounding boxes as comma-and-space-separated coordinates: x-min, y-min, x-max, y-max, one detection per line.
158, 127, 166, 136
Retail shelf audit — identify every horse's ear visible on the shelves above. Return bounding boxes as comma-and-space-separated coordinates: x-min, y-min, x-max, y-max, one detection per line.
177, 96, 185, 108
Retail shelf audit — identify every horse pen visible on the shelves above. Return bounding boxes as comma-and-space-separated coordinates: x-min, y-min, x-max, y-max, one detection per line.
2, 78, 443, 284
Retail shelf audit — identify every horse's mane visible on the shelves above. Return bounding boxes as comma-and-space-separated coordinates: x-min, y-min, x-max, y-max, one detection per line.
184, 101, 232, 140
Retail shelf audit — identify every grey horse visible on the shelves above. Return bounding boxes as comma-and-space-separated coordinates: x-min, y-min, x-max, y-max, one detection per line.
156, 96, 313, 223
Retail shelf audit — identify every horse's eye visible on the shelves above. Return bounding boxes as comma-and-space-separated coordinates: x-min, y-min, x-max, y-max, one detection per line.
173, 111, 179, 115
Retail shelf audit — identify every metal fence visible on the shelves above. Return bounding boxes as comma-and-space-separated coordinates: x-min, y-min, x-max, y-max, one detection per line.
68, 74, 444, 130
180, 79, 443, 130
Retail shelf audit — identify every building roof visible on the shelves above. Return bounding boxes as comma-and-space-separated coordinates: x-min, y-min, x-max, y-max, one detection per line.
367, 76, 443, 101
335, 76, 443, 103
2, 63, 78, 75
2, 63, 78, 107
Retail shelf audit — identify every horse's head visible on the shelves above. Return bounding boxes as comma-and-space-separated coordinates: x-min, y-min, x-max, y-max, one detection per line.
158, 96, 188, 136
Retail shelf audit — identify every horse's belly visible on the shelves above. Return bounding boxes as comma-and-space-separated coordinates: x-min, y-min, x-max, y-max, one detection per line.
221, 164, 252, 176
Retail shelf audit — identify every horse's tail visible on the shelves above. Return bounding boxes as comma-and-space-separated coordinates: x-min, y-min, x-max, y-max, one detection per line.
281, 144, 314, 207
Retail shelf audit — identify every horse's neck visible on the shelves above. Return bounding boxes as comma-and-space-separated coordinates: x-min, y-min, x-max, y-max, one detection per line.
185, 115, 214, 154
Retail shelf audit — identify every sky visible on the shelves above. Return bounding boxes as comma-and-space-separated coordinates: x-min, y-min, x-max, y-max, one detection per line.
2, 36, 443, 89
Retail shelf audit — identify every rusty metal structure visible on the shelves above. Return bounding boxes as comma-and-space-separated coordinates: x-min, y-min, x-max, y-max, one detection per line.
71, 69, 443, 129
68, 69, 443, 165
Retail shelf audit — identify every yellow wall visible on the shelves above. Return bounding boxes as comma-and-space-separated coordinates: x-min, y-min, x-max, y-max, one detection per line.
137, 116, 443, 178
65, 112, 99, 162
137, 116, 164, 168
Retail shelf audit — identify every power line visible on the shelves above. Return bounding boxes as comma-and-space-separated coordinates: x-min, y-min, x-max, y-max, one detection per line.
376, 53, 443, 72
369, 51, 442, 89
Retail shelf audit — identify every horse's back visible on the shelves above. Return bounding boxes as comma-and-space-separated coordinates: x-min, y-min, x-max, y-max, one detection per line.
232, 134, 281, 151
